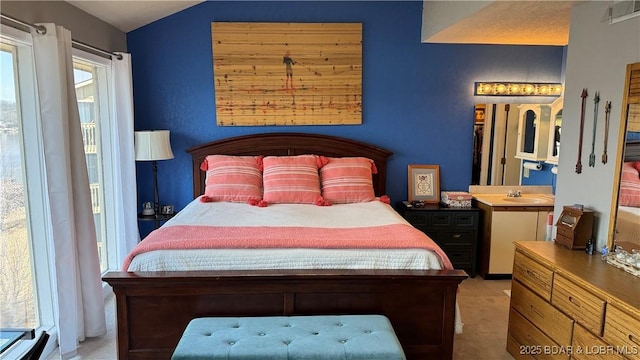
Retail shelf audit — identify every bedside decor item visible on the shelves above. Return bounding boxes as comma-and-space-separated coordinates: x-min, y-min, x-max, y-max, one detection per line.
408, 165, 440, 203
141, 202, 154, 216
160, 205, 174, 215
134, 130, 174, 216
440, 191, 472, 208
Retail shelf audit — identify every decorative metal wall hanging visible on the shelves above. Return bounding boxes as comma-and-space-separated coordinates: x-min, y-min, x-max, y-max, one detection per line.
576, 88, 588, 174
589, 91, 600, 167
602, 101, 612, 164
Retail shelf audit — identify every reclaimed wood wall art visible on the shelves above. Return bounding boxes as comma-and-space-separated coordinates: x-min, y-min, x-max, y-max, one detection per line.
211, 22, 362, 126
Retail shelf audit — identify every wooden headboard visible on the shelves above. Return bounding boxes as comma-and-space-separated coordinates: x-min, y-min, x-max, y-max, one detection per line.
186, 133, 393, 198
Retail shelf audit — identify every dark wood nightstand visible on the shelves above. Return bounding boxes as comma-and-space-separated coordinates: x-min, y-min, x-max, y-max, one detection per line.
396, 202, 479, 277
137, 213, 175, 230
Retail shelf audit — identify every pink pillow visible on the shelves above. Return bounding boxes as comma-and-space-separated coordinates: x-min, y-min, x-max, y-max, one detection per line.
619, 161, 640, 207
263, 155, 321, 204
320, 157, 377, 203
203, 155, 263, 202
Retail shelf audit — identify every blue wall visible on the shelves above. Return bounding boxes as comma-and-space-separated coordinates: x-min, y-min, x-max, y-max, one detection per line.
128, 1, 564, 217
521, 161, 557, 192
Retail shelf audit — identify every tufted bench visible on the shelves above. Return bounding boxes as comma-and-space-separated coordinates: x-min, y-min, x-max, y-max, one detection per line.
171, 314, 406, 360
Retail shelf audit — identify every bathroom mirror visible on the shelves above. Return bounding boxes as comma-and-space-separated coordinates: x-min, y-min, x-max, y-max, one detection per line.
609, 62, 640, 252
472, 101, 559, 186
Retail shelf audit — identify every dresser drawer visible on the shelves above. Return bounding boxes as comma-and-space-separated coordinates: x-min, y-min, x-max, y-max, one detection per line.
438, 230, 474, 245
431, 213, 453, 227
507, 308, 569, 360
404, 213, 428, 226
513, 250, 554, 301
556, 226, 573, 239
441, 249, 472, 264
551, 273, 605, 336
572, 323, 626, 360
511, 280, 573, 346
603, 305, 640, 360
453, 212, 477, 227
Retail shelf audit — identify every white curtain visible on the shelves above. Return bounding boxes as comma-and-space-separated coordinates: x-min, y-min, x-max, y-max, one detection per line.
112, 52, 141, 263
31, 23, 106, 358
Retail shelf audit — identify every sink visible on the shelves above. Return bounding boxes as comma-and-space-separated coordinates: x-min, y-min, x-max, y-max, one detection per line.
502, 197, 550, 204
472, 193, 554, 206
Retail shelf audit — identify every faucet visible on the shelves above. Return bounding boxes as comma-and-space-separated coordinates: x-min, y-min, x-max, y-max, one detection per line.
507, 190, 522, 197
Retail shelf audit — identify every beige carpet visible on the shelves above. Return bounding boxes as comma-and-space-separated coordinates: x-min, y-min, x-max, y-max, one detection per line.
46, 276, 516, 359
453, 276, 516, 360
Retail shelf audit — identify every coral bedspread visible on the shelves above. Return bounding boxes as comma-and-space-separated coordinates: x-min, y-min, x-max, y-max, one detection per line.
123, 223, 453, 271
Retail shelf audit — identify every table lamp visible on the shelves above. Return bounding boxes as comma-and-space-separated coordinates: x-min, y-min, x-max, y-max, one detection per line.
134, 130, 174, 216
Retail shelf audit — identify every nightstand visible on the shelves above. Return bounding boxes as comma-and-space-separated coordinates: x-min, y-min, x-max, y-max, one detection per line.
396, 202, 479, 277
137, 213, 175, 230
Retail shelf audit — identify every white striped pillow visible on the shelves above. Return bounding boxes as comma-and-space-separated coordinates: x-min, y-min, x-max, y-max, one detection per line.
320, 157, 376, 203
263, 155, 321, 204
204, 155, 263, 202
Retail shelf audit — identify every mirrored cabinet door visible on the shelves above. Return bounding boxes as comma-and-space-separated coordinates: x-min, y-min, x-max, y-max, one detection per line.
515, 104, 550, 160
545, 97, 563, 165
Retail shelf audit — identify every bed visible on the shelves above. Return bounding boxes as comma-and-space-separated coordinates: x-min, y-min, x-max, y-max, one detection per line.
102, 133, 467, 360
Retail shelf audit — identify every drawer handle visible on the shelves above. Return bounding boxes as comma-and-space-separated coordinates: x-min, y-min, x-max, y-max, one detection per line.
525, 269, 539, 280
530, 305, 544, 319
630, 334, 640, 346
568, 296, 581, 308
452, 234, 462, 238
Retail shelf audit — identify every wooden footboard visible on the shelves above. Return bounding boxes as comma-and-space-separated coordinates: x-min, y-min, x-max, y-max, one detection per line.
103, 269, 466, 360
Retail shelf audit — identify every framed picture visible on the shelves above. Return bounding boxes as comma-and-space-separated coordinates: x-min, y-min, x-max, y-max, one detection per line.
408, 165, 440, 203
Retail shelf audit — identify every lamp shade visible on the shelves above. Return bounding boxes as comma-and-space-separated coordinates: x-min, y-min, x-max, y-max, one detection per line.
134, 130, 174, 161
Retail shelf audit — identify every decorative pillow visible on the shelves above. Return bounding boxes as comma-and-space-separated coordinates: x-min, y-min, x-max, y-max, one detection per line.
203, 155, 263, 202
619, 161, 640, 207
262, 155, 321, 204
319, 156, 377, 204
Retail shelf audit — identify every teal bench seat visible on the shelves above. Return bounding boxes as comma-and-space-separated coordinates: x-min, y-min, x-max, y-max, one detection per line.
171, 314, 406, 360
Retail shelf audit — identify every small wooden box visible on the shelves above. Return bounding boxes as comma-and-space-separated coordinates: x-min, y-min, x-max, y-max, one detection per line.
555, 206, 594, 250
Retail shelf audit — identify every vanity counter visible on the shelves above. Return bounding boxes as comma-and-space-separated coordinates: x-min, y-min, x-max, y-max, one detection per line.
470, 186, 555, 278
469, 185, 555, 208
472, 193, 554, 207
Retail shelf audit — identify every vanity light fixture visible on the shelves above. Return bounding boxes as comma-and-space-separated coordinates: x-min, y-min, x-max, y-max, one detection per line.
475, 82, 563, 96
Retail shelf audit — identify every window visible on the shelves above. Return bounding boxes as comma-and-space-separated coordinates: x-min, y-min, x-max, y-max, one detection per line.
73, 54, 116, 273
0, 25, 55, 334
0, 24, 120, 357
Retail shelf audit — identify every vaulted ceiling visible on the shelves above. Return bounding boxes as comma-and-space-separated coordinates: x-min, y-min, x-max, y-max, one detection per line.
64, 0, 579, 46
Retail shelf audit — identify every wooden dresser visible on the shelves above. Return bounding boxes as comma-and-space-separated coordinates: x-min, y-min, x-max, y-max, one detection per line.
508, 241, 640, 359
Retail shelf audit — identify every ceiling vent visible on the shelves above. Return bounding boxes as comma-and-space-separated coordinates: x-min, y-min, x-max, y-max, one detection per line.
609, 0, 640, 23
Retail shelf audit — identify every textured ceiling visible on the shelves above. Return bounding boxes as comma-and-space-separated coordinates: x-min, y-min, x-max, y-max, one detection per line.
425, 1, 580, 46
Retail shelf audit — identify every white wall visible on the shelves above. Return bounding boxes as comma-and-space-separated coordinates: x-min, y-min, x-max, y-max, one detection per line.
555, 1, 640, 250
1, 1, 126, 52
421, 1, 490, 42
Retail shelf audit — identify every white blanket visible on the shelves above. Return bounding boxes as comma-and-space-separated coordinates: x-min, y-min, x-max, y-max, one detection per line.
129, 199, 444, 272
